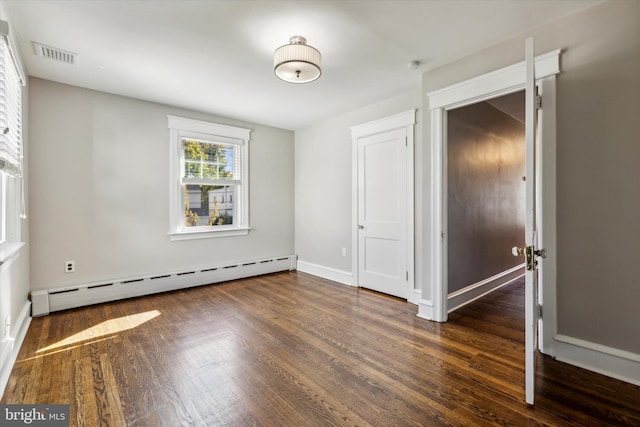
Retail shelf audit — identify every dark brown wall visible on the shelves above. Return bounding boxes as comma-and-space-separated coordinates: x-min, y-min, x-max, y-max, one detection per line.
447, 100, 525, 294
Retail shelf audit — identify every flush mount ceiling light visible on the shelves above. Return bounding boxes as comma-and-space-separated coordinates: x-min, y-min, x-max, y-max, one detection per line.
274, 36, 321, 84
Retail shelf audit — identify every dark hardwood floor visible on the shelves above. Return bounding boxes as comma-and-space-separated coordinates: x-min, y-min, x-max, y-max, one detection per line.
2, 271, 639, 426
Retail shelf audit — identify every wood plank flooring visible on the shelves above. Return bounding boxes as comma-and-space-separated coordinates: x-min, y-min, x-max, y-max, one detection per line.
2, 271, 639, 426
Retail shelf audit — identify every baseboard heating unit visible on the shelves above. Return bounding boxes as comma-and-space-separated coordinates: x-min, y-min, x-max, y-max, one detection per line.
31, 255, 297, 316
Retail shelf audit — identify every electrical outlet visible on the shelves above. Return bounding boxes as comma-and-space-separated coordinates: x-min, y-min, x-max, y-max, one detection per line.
4, 315, 10, 339
65, 260, 76, 273
342, 247, 347, 257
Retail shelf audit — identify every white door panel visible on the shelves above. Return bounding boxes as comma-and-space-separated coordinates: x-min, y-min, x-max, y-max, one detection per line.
363, 237, 399, 277
524, 36, 539, 406
357, 128, 408, 299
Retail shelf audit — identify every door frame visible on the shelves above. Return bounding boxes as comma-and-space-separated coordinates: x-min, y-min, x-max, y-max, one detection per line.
351, 110, 417, 303
423, 49, 560, 357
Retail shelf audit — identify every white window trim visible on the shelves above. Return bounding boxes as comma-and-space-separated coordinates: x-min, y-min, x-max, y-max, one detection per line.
0, 172, 25, 264
0, 241, 25, 266
0, 18, 26, 257
0, 172, 6, 246
167, 115, 251, 241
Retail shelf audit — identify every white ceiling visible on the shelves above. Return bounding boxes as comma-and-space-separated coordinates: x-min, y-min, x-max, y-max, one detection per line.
5, 0, 603, 130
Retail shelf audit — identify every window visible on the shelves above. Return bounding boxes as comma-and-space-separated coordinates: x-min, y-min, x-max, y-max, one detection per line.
0, 22, 25, 256
168, 116, 250, 240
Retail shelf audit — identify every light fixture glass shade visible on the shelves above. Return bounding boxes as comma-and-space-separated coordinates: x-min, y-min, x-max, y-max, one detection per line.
274, 36, 321, 83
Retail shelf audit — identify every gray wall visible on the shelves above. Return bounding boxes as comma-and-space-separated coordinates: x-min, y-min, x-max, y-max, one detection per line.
28, 78, 295, 290
447, 101, 525, 293
295, 89, 421, 280
422, 0, 640, 354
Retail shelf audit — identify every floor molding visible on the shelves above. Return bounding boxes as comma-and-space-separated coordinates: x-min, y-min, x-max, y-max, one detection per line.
408, 289, 421, 306
417, 299, 435, 320
296, 260, 354, 287
448, 265, 525, 313
555, 334, 640, 387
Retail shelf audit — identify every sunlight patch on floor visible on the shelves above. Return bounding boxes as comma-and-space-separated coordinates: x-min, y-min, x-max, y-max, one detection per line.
36, 310, 161, 353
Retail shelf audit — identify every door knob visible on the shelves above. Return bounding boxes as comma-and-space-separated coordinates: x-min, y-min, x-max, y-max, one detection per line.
534, 248, 547, 258
512, 246, 546, 270
513, 246, 531, 269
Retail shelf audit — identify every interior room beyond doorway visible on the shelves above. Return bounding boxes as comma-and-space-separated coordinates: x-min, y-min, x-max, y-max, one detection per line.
446, 90, 526, 313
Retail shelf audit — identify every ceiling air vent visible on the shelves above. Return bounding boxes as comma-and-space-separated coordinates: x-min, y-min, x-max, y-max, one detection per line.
33, 42, 77, 65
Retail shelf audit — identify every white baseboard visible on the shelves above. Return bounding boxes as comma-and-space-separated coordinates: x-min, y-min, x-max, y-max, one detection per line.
417, 299, 435, 320
34, 255, 296, 315
420, 302, 640, 387
448, 265, 525, 313
418, 265, 524, 321
296, 260, 354, 286
408, 289, 421, 306
554, 334, 640, 387
296, 261, 419, 306
0, 301, 31, 398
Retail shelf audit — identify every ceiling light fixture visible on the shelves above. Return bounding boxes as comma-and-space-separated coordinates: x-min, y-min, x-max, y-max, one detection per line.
274, 36, 321, 84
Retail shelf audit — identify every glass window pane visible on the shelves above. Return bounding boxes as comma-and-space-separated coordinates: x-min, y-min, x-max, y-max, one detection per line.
183, 140, 201, 160
185, 162, 201, 178
208, 185, 235, 226
183, 184, 236, 228
224, 146, 235, 179
183, 139, 239, 181
203, 144, 218, 162
202, 163, 217, 179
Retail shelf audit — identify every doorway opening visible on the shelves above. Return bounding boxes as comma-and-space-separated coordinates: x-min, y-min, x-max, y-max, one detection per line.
424, 46, 560, 405
446, 91, 526, 313
423, 48, 560, 358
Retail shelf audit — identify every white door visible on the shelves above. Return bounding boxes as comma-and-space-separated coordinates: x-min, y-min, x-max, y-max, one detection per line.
357, 128, 408, 299
522, 36, 545, 405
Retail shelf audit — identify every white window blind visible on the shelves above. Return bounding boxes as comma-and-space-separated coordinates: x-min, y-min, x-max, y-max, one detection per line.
0, 30, 23, 177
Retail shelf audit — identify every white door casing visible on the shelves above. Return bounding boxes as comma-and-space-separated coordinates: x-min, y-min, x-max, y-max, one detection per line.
351, 110, 416, 301
423, 50, 560, 354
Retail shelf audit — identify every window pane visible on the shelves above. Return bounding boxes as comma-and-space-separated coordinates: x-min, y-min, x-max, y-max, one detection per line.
182, 139, 238, 181
221, 146, 235, 179
184, 184, 235, 227
183, 140, 201, 160
202, 144, 218, 162
202, 163, 218, 179
185, 161, 201, 178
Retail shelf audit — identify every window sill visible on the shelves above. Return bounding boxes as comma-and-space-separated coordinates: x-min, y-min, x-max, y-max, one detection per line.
169, 227, 251, 241
0, 242, 25, 266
